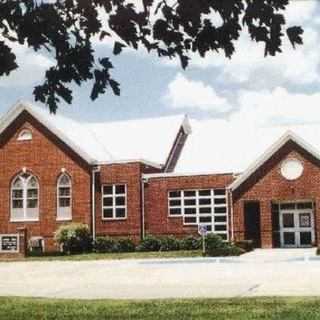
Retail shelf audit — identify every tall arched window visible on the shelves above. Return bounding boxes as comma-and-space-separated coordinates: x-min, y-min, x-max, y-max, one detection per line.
57, 173, 72, 220
11, 173, 39, 221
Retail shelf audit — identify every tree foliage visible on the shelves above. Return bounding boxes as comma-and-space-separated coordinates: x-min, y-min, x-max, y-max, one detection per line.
0, 0, 303, 112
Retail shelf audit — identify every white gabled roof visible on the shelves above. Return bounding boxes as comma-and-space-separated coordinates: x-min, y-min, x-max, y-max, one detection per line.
87, 114, 190, 166
174, 118, 320, 176
229, 130, 320, 190
0, 101, 103, 164
0, 101, 188, 168
4, 101, 320, 180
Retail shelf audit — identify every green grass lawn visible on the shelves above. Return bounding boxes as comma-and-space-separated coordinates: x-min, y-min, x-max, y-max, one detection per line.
0, 297, 320, 320
16, 250, 202, 262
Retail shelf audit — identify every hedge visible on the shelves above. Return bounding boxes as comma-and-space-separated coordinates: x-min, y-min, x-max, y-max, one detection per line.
93, 237, 136, 253
136, 235, 161, 252
205, 234, 245, 257
54, 225, 246, 257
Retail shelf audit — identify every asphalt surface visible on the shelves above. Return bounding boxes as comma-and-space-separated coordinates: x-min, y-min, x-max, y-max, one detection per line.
0, 249, 318, 299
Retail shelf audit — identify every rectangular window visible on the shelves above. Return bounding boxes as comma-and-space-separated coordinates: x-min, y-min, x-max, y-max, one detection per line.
102, 184, 127, 220
168, 188, 228, 239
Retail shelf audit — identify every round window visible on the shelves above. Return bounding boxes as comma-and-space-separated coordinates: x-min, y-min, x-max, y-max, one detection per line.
280, 158, 304, 180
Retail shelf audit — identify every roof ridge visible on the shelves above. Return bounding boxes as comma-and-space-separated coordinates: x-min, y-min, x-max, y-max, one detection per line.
86, 113, 186, 126
0, 101, 96, 163
1, 101, 187, 167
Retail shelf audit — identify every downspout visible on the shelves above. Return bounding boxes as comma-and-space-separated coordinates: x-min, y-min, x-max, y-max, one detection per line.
141, 177, 147, 239
91, 166, 100, 241
228, 188, 235, 242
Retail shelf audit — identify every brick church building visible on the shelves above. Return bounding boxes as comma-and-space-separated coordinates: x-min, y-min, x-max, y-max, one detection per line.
0, 101, 319, 251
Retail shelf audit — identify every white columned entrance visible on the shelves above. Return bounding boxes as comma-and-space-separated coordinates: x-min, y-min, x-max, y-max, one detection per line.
279, 202, 315, 248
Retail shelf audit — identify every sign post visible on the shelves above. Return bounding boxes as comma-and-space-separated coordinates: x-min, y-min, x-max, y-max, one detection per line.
198, 224, 207, 256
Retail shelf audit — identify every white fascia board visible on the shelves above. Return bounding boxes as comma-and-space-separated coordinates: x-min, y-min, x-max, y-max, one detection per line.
143, 171, 235, 180
163, 114, 192, 173
229, 130, 320, 191
0, 101, 25, 132
182, 114, 192, 134
0, 101, 96, 164
97, 158, 163, 169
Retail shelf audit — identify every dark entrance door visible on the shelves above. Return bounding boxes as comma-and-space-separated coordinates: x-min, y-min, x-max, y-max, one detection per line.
244, 201, 261, 247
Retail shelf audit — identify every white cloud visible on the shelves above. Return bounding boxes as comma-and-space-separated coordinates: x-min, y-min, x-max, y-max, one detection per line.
0, 42, 53, 87
165, 73, 231, 113
176, 86, 320, 173
164, 1, 320, 86
282, 0, 318, 24
93, 1, 320, 88
188, 25, 320, 86
232, 87, 320, 127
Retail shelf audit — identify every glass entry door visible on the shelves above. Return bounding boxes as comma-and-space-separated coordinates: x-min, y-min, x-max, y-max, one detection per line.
280, 208, 314, 248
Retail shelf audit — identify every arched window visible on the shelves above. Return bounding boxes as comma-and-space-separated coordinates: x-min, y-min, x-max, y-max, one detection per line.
11, 173, 39, 221
17, 129, 32, 141
57, 173, 72, 220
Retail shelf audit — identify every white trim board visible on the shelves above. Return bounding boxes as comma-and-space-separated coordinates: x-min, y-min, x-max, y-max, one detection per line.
143, 171, 236, 180
97, 159, 163, 169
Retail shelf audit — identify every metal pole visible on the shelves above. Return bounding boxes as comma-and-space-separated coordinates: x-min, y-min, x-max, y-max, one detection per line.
202, 234, 206, 256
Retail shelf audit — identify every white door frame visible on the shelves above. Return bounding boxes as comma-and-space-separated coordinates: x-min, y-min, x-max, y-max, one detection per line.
279, 208, 314, 248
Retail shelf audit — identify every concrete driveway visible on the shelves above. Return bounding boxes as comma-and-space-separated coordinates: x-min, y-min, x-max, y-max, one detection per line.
0, 249, 319, 299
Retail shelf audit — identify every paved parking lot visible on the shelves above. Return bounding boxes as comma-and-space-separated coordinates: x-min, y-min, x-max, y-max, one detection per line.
0, 249, 319, 299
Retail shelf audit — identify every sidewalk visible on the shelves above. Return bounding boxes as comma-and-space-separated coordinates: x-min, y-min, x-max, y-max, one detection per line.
0, 250, 319, 299
240, 248, 317, 262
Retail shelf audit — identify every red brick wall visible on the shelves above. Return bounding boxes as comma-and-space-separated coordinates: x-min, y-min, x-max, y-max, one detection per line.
95, 163, 145, 241
9, 112, 320, 252
233, 140, 320, 248
144, 174, 234, 237
0, 112, 92, 251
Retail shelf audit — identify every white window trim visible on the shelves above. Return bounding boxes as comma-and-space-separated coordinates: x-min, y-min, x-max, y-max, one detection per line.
10, 174, 39, 222
167, 190, 183, 217
56, 217, 73, 222
17, 129, 32, 141
10, 218, 39, 223
101, 184, 127, 221
56, 173, 72, 221
168, 188, 228, 240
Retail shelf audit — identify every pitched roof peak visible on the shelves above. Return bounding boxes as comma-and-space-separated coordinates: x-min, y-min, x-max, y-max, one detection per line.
0, 101, 188, 168
229, 130, 320, 191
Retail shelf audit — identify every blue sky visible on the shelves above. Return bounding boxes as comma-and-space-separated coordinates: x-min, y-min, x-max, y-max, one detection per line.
0, 0, 320, 128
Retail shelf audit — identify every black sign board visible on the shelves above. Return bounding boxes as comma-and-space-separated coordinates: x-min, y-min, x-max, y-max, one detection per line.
1, 235, 18, 252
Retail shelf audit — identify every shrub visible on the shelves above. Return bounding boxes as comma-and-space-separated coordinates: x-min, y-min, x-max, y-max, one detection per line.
54, 223, 92, 254
159, 236, 181, 251
206, 245, 244, 257
204, 234, 244, 257
235, 240, 254, 252
316, 247, 320, 255
180, 236, 202, 250
27, 251, 64, 257
94, 236, 118, 253
117, 238, 136, 252
136, 235, 161, 252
